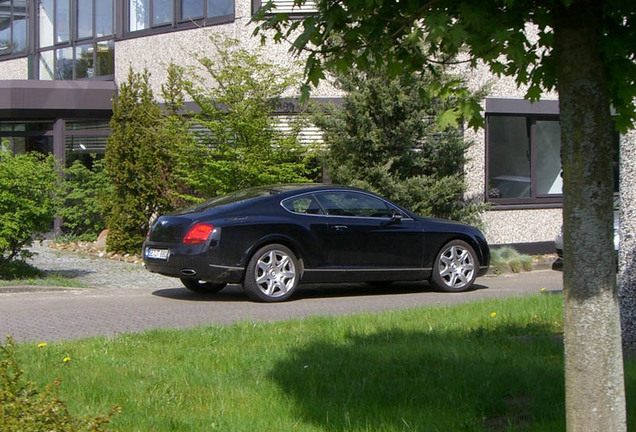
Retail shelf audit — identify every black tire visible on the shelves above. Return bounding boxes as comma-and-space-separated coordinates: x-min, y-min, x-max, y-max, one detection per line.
243, 244, 300, 302
430, 240, 478, 292
180, 278, 227, 294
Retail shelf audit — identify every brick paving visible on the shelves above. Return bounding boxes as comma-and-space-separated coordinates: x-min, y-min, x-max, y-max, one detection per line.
0, 242, 563, 344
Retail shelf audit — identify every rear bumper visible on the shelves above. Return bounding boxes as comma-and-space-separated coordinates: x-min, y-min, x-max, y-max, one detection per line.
142, 242, 244, 283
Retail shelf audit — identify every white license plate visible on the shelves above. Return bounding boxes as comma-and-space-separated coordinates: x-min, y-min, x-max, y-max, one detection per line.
146, 248, 170, 260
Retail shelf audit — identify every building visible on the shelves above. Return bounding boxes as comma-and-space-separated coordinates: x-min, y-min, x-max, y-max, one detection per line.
0, 0, 620, 252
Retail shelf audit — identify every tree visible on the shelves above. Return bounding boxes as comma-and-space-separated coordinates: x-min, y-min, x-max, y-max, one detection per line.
254, 0, 635, 430
316, 65, 487, 225
174, 37, 318, 198
105, 68, 190, 254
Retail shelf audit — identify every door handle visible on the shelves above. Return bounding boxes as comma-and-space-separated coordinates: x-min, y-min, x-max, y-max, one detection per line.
331, 225, 349, 231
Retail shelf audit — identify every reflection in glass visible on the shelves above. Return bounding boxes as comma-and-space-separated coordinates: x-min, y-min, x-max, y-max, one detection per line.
39, 50, 55, 79
95, 0, 113, 36
13, 14, 27, 52
55, 47, 73, 79
65, 135, 107, 167
66, 119, 110, 130
75, 43, 94, 78
56, 0, 70, 43
153, 0, 172, 25
130, 0, 150, 31
487, 116, 531, 199
39, 0, 54, 48
182, 0, 203, 20
535, 120, 562, 195
77, 0, 93, 39
95, 40, 114, 76
0, 2, 9, 54
208, 0, 233, 17
0, 136, 26, 153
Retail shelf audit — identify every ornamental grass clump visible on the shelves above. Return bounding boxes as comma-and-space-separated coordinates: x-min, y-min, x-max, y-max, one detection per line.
0, 336, 119, 432
490, 246, 533, 273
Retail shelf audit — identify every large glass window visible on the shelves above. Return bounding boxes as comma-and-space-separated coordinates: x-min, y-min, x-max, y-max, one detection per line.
37, 0, 114, 80
127, 0, 234, 33
153, 0, 172, 25
77, 0, 92, 39
55, 0, 69, 43
0, 0, 28, 56
182, 0, 203, 20
486, 114, 619, 205
0, 121, 56, 155
95, 0, 112, 36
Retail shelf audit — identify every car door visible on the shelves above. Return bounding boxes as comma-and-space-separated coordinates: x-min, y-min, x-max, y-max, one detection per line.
314, 191, 424, 269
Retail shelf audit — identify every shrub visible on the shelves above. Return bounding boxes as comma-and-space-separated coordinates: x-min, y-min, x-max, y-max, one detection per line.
0, 150, 59, 275
58, 157, 111, 241
0, 336, 119, 431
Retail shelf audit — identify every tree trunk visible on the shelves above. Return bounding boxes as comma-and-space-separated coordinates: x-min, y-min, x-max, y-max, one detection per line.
553, 1, 626, 430
619, 128, 636, 350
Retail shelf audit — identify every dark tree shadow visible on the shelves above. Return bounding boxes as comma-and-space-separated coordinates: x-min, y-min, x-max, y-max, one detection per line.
269, 324, 566, 431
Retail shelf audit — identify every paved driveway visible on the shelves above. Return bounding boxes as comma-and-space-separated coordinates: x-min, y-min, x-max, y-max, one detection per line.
0, 274, 561, 344
0, 242, 562, 343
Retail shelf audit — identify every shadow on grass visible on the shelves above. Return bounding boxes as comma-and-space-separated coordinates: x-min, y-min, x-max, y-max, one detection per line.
0, 260, 92, 286
270, 324, 566, 431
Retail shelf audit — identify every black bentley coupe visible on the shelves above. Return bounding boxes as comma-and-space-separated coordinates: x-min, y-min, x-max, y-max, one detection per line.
143, 184, 490, 302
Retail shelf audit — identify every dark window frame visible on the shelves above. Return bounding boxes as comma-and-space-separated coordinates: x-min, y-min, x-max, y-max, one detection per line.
485, 98, 619, 209
124, 0, 235, 39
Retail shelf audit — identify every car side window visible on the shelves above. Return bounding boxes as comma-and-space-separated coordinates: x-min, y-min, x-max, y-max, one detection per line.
315, 192, 394, 218
282, 195, 325, 215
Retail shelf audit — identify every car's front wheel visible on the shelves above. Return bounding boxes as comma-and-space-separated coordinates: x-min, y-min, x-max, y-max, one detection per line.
180, 278, 227, 294
430, 240, 478, 292
243, 244, 299, 302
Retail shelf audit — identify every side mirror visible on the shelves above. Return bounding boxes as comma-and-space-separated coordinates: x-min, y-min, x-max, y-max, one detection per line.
390, 212, 404, 224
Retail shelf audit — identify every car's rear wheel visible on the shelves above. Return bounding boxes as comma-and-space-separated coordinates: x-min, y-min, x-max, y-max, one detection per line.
430, 240, 478, 292
243, 244, 299, 302
180, 278, 227, 294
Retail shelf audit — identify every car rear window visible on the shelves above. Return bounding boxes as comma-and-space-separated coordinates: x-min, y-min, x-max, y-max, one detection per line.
181, 188, 279, 214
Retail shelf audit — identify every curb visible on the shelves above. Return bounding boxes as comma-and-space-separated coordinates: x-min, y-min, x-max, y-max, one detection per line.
0, 285, 86, 294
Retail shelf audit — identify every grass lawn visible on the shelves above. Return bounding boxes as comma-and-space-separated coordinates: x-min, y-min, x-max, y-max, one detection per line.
9, 293, 636, 431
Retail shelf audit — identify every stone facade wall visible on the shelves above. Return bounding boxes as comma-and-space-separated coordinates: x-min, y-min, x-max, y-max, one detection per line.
483, 208, 562, 245
0, 57, 28, 80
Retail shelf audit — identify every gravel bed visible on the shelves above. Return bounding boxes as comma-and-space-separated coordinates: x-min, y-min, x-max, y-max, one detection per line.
25, 241, 177, 290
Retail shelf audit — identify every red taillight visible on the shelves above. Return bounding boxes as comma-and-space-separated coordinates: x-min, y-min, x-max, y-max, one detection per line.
183, 223, 214, 244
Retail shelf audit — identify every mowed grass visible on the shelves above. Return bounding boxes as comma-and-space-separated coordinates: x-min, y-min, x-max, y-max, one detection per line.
13, 294, 636, 431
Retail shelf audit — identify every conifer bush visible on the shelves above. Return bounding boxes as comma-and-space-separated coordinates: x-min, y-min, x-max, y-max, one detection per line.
58, 157, 111, 241
104, 69, 190, 254
315, 66, 487, 226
